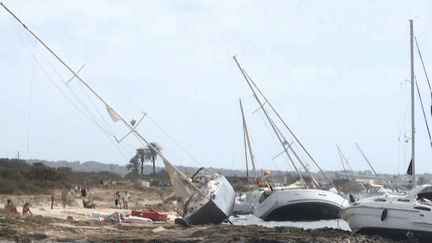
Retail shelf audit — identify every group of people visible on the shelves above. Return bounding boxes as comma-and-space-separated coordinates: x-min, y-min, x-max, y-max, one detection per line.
115, 191, 130, 209
4, 199, 32, 215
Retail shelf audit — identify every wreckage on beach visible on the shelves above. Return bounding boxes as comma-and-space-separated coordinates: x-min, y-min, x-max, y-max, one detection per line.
1, 2, 235, 226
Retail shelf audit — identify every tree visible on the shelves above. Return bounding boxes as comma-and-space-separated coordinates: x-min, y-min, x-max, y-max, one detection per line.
127, 155, 139, 174
136, 148, 147, 175
146, 142, 162, 176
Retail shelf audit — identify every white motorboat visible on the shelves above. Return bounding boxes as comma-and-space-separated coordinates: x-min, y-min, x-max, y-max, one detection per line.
1, 3, 235, 226
255, 187, 348, 221
341, 184, 432, 240
341, 20, 432, 241
232, 57, 348, 221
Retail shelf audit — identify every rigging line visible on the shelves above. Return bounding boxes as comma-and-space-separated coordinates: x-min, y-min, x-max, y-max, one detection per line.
11, 16, 112, 136
415, 76, 432, 149
27, 58, 34, 152
146, 114, 203, 167
8, 17, 95, 124
241, 68, 336, 189
256, 107, 288, 171
78, 83, 116, 135
414, 37, 432, 93
8, 16, 130, 161
8, 17, 102, 128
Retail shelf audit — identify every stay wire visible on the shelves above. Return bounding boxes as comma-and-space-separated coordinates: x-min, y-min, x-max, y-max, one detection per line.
9, 17, 130, 162
147, 115, 203, 167
27, 58, 34, 152
414, 76, 432, 151
414, 37, 432, 93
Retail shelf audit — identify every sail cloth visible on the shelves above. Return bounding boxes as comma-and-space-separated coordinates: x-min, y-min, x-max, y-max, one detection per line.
407, 159, 413, 175
163, 159, 192, 198
106, 104, 120, 122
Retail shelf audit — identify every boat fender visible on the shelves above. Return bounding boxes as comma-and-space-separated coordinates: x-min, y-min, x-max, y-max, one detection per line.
381, 209, 388, 221
349, 194, 355, 203
175, 218, 190, 228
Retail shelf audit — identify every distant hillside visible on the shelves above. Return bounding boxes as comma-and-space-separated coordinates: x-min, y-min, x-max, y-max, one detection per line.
25, 159, 251, 177
24, 159, 432, 183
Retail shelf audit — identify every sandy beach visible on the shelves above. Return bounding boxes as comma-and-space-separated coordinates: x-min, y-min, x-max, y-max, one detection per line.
0, 183, 410, 243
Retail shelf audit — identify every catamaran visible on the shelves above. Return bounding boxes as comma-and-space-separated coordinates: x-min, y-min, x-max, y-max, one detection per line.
1, 3, 235, 226
341, 20, 432, 241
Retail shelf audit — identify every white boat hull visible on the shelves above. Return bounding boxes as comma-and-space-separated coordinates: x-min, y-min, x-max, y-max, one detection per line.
254, 189, 348, 221
184, 175, 235, 225
341, 201, 432, 241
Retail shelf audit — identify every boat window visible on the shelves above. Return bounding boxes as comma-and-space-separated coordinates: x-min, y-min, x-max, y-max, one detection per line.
374, 198, 386, 202
418, 188, 432, 202
414, 206, 431, 211
397, 199, 410, 202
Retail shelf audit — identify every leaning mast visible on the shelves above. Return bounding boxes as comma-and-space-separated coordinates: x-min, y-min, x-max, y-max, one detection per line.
1, 2, 205, 196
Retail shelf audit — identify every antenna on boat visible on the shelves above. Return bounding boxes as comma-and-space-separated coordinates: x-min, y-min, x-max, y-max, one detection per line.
0, 2, 206, 197
410, 19, 416, 187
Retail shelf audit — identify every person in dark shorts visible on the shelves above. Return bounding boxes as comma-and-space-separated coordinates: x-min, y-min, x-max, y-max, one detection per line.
115, 191, 122, 209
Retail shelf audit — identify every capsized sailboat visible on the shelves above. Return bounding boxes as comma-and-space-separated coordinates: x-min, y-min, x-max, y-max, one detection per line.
233, 57, 348, 221
341, 20, 432, 241
1, 3, 235, 226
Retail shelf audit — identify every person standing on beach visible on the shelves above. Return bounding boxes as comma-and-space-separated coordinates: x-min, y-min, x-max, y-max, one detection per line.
115, 191, 122, 209
61, 190, 67, 208
22, 202, 32, 215
51, 190, 57, 209
123, 191, 130, 209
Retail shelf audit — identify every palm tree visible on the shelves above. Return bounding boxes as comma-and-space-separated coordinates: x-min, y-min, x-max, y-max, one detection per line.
131, 148, 147, 175
126, 155, 139, 173
146, 142, 162, 176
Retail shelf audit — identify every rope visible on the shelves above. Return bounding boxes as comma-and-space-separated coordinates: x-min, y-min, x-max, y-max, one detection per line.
414, 37, 432, 93
27, 58, 34, 152
415, 77, 432, 150
147, 115, 202, 167
8, 16, 131, 163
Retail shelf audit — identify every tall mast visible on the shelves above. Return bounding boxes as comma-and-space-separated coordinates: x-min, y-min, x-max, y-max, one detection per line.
233, 56, 338, 190
1, 3, 206, 197
233, 56, 302, 180
240, 99, 258, 182
410, 19, 416, 187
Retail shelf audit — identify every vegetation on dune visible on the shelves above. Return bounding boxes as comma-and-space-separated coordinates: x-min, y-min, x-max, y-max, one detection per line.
0, 158, 123, 195
0, 158, 72, 194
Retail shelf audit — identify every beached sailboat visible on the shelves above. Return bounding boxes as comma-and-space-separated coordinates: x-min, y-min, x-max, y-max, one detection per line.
232, 57, 348, 221
1, 3, 235, 226
340, 20, 432, 241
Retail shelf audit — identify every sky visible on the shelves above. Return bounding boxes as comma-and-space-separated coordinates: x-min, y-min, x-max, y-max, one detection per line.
1, 0, 432, 176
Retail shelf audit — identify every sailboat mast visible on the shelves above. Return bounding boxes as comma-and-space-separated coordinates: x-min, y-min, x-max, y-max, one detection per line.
410, 19, 416, 187
1, 3, 206, 197
240, 99, 258, 182
233, 56, 302, 179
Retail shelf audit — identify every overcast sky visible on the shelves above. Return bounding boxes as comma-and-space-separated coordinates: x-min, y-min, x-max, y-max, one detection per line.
1, 0, 432, 176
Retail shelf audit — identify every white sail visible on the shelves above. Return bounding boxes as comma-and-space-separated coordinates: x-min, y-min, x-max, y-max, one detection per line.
106, 104, 120, 122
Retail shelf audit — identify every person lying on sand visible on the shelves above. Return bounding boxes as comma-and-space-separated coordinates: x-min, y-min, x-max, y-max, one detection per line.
82, 197, 96, 209
4, 199, 19, 214
22, 202, 32, 215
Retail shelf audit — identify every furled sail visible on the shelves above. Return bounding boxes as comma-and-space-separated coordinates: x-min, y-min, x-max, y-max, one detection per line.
163, 159, 192, 198
106, 104, 120, 122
